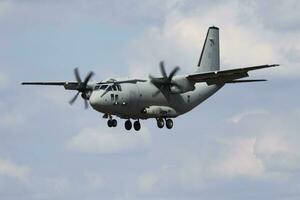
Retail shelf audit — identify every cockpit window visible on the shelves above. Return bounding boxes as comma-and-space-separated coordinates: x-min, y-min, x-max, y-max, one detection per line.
94, 85, 100, 90
112, 85, 117, 91
107, 86, 112, 91
100, 85, 108, 90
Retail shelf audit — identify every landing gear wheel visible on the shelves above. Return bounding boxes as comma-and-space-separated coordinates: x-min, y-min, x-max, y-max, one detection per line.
157, 118, 164, 128
166, 119, 173, 129
111, 119, 117, 127
107, 119, 113, 127
125, 120, 132, 130
134, 121, 141, 131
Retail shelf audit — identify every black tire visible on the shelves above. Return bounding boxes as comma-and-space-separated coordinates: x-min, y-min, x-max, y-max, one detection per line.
107, 120, 112, 127
125, 120, 132, 130
112, 119, 117, 127
166, 119, 173, 129
134, 121, 141, 131
157, 118, 164, 128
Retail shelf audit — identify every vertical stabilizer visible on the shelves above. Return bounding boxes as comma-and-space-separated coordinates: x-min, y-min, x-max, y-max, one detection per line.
197, 26, 220, 72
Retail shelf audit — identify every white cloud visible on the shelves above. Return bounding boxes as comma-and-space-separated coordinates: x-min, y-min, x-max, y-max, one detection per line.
228, 109, 269, 124
66, 126, 151, 154
137, 138, 265, 193
136, 108, 300, 195
127, 0, 299, 79
212, 138, 265, 177
0, 158, 30, 182
255, 132, 300, 171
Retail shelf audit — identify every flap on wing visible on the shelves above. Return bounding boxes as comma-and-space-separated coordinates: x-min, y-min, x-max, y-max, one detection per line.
187, 64, 278, 85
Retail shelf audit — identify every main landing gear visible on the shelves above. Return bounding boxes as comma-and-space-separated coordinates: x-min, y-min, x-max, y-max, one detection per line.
106, 115, 173, 131
125, 119, 141, 131
157, 118, 173, 129
107, 118, 117, 127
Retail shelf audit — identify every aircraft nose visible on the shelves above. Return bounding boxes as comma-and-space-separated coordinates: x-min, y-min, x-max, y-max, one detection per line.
89, 92, 99, 108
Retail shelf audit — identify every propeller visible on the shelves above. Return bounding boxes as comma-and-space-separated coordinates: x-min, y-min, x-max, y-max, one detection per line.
69, 68, 94, 109
150, 61, 182, 96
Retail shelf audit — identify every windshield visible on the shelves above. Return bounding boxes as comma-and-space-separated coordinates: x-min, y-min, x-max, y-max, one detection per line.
100, 85, 108, 90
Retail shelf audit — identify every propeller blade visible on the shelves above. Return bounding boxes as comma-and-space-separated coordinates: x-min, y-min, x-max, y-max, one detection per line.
74, 68, 82, 83
83, 71, 94, 85
159, 61, 168, 79
149, 76, 166, 85
168, 66, 180, 81
69, 92, 80, 105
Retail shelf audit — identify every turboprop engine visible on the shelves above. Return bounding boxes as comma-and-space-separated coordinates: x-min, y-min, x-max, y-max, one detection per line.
170, 76, 195, 93
150, 62, 195, 96
142, 106, 177, 117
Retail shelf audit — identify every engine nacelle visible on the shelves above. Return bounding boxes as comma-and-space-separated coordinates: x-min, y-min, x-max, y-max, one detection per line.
170, 77, 195, 93
142, 106, 177, 117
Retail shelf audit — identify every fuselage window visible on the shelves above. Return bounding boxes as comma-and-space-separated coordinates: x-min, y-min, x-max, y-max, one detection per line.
117, 85, 122, 91
112, 85, 117, 91
100, 85, 108, 90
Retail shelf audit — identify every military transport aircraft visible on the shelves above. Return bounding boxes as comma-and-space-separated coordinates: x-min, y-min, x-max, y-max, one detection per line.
22, 26, 278, 131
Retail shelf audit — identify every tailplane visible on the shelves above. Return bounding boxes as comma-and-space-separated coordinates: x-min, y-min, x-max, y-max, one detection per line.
197, 26, 220, 72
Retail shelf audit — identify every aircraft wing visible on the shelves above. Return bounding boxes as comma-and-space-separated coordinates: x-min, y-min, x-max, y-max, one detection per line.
187, 64, 279, 85
21, 81, 82, 90
98, 79, 147, 84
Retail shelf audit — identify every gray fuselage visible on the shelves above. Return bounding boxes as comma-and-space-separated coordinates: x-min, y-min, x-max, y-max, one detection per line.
89, 81, 223, 119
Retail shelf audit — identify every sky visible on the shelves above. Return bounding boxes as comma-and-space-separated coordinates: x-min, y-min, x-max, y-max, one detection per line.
0, 0, 300, 199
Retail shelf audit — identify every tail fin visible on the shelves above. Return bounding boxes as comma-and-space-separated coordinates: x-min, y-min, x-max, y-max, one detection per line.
197, 26, 220, 72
